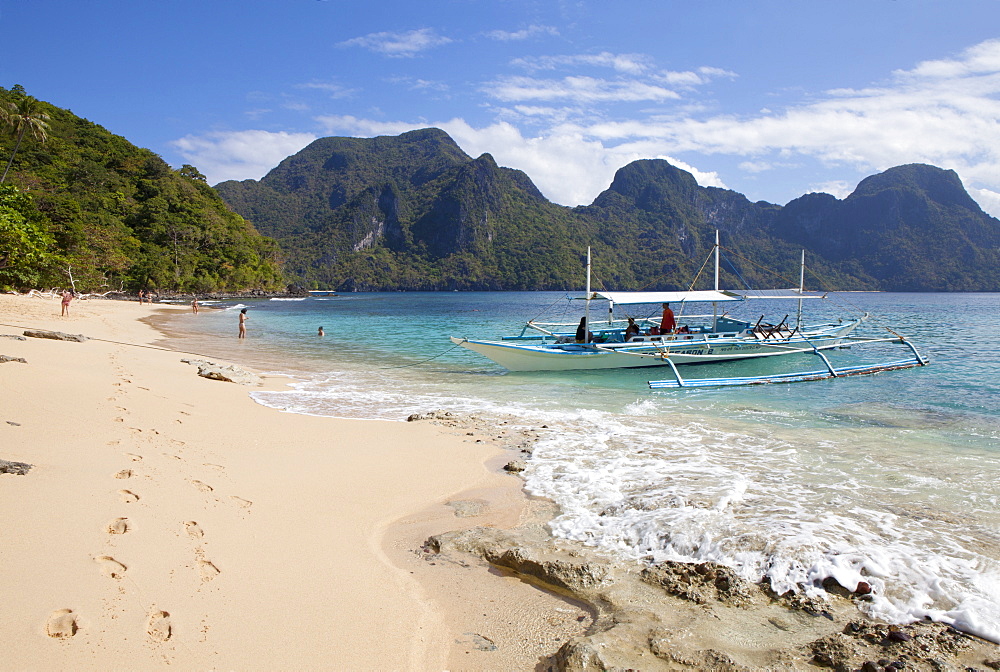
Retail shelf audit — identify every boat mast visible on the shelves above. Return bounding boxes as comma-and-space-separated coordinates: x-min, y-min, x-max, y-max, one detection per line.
584, 246, 592, 342
713, 230, 720, 331
797, 249, 805, 330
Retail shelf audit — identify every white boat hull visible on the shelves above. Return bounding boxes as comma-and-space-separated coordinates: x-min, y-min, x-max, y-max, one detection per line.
451, 320, 864, 372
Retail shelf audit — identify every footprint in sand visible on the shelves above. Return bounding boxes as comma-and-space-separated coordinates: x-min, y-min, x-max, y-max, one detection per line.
197, 560, 220, 582
147, 610, 172, 642
203, 463, 224, 471
118, 489, 139, 503
163, 453, 182, 461
106, 440, 121, 447
107, 518, 129, 535
183, 521, 204, 539
189, 480, 213, 493
113, 417, 124, 423
95, 556, 127, 579
124, 453, 142, 462
230, 496, 252, 510
113, 469, 132, 479
46, 609, 78, 638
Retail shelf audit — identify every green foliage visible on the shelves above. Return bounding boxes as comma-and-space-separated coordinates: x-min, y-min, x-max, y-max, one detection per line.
1, 92, 50, 184
0, 185, 64, 289
0, 87, 284, 292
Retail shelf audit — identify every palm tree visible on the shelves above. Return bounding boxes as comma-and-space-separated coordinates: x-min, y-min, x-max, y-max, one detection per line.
1, 95, 50, 184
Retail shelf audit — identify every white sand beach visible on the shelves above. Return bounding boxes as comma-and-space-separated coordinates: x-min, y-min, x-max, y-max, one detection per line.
0, 294, 584, 670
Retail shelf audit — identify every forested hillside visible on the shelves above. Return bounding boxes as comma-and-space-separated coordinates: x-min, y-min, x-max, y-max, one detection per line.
218, 129, 590, 289
217, 128, 1000, 292
0, 86, 284, 292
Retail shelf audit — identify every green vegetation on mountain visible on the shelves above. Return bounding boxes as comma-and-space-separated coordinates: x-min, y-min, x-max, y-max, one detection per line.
218, 130, 587, 290
217, 128, 1000, 292
0, 86, 283, 292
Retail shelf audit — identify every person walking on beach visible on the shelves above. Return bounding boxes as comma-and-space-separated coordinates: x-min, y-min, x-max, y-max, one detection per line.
60, 289, 73, 316
239, 308, 249, 339
138, 290, 144, 304
192, 297, 199, 314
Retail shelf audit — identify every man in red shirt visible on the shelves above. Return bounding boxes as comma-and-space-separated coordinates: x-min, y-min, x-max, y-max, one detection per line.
660, 303, 676, 333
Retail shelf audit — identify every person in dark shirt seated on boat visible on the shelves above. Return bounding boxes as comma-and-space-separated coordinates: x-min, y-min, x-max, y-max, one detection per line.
575, 317, 594, 343
660, 303, 676, 334
625, 318, 641, 340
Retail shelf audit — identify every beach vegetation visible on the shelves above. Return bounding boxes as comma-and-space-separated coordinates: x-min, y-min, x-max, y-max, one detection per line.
0, 185, 64, 289
0, 86, 284, 293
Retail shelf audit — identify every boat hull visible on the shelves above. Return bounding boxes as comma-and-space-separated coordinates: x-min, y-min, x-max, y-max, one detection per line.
451, 320, 864, 372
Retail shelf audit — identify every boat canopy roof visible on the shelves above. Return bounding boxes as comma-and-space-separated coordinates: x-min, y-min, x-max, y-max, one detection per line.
593, 288, 827, 305
731, 288, 828, 300
594, 290, 743, 305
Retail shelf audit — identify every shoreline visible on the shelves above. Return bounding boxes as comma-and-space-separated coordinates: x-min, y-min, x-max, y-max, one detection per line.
0, 293, 577, 669
4, 293, 999, 670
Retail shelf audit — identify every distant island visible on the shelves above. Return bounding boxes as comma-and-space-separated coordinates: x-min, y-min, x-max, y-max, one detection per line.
217, 128, 1000, 292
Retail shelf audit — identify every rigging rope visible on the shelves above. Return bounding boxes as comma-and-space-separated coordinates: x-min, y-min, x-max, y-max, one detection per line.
382, 343, 463, 369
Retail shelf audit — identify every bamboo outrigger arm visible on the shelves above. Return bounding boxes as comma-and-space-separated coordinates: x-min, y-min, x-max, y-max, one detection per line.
648, 337, 928, 389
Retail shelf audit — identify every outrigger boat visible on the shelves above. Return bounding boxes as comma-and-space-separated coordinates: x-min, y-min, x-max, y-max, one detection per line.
450, 234, 928, 384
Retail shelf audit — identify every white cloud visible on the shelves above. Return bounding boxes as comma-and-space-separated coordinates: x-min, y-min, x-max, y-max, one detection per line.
807, 180, 852, 200
338, 28, 451, 58
484, 24, 559, 41
485, 75, 680, 104
512, 51, 653, 75
171, 130, 317, 184
967, 186, 1000, 218
296, 81, 358, 99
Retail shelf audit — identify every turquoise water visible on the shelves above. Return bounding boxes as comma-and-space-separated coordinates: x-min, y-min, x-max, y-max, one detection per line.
162, 291, 1000, 640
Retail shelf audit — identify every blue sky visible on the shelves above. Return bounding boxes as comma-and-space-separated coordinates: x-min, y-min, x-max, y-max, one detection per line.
5, 0, 1000, 216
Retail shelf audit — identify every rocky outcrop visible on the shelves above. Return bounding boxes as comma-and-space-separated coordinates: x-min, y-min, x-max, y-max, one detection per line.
180, 358, 259, 385
0, 354, 27, 363
427, 524, 1000, 671
22, 329, 87, 342
0, 459, 32, 475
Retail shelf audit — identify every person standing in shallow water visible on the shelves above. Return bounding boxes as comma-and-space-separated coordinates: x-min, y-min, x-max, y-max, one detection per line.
191, 297, 199, 314
239, 308, 248, 339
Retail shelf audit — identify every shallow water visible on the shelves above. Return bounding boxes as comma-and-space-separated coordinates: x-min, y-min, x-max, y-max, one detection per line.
161, 291, 1000, 640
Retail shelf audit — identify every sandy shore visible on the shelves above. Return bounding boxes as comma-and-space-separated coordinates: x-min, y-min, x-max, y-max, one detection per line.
0, 293, 586, 670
